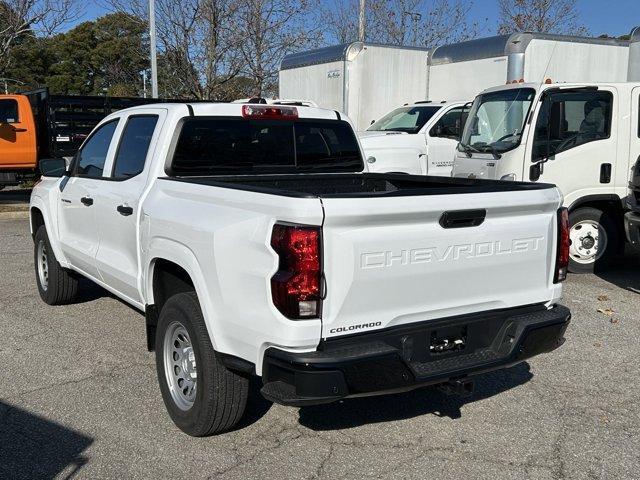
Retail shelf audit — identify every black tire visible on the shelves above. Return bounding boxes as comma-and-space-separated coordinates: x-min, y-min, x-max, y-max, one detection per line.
568, 207, 621, 274
155, 292, 249, 436
34, 226, 79, 305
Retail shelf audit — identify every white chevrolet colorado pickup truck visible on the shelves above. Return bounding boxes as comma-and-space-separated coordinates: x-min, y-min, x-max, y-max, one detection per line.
31, 102, 571, 436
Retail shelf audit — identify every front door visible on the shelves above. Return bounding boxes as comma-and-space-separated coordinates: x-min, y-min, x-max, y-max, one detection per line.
93, 112, 162, 303
58, 119, 119, 278
426, 105, 469, 176
0, 97, 36, 169
525, 87, 617, 206
625, 87, 640, 200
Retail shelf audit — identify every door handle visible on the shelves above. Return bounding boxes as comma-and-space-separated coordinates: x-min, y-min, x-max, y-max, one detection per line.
117, 205, 133, 216
600, 163, 612, 184
439, 209, 487, 229
80, 196, 93, 206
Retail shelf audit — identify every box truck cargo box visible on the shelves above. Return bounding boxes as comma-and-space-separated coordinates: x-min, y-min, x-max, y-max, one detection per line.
428, 32, 630, 100
279, 42, 430, 130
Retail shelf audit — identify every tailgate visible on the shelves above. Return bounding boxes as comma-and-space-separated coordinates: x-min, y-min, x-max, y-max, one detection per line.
320, 188, 562, 338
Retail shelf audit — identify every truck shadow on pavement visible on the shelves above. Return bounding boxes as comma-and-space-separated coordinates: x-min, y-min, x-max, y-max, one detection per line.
73, 278, 115, 304
297, 362, 533, 431
0, 401, 93, 480
595, 249, 640, 294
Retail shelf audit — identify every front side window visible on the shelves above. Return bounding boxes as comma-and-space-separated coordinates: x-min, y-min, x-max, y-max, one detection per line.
532, 90, 612, 161
0, 99, 19, 123
429, 106, 469, 139
367, 106, 441, 134
112, 115, 159, 179
170, 118, 363, 175
75, 120, 118, 178
460, 88, 535, 154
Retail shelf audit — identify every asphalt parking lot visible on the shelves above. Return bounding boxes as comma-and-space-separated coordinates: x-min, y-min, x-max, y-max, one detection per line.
1, 215, 639, 480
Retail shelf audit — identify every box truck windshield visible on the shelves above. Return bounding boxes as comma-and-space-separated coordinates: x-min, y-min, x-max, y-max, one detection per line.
460, 88, 535, 154
367, 105, 441, 134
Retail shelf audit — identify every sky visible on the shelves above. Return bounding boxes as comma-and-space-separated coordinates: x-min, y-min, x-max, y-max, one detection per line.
76, 0, 640, 39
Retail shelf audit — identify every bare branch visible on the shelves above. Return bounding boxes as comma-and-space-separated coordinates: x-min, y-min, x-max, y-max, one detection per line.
497, 0, 588, 36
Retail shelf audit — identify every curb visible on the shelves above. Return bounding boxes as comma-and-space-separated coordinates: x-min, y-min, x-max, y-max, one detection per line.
0, 210, 29, 219
0, 204, 29, 219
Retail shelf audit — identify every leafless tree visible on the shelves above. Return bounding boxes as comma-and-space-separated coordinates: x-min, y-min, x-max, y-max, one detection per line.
235, 0, 321, 96
106, 0, 244, 100
497, 0, 588, 36
0, 0, 81, 75
321, 0, 482, 48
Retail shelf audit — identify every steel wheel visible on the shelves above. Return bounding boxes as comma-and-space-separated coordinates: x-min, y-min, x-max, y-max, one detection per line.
569, 220, 607, 265
37, 240, 49, 291
163, 321, 197, 411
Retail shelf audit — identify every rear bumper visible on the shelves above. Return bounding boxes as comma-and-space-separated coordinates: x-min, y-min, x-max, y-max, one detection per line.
624, 211, 640, 248
261, 304, 571, 406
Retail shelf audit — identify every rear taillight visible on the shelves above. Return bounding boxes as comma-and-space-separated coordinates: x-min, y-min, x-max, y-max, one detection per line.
270, 224, 322, 319
242, 104, 298, 120
554, 208, 570, 283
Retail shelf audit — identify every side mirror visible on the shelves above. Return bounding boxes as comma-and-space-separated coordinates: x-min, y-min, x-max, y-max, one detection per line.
39, 158, 68, 178
529, 162, 542, 182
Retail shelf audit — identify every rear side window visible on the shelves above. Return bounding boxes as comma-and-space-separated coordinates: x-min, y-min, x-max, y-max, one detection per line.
75, 120, 118, 178
0, 99, 19, 123
112, 115, 159, 179
170, 118, 363, 176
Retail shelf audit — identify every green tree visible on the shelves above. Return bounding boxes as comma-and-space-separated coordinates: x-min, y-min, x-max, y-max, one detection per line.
43, 12, 147, 96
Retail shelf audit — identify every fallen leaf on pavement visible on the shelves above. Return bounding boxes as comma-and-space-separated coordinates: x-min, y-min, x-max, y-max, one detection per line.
597, 308, 614, 316
597, 295, 610, 301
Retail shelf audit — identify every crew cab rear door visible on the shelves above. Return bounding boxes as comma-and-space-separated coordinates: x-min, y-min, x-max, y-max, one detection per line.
320, 188, 561, 338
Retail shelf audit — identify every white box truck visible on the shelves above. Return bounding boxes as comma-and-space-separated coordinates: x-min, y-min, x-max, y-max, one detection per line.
428, 32, 631, 101
279, 42, 430, 130
451, 81, 640, 274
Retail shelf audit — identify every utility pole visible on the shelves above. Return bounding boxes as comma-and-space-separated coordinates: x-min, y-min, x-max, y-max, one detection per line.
149, 0, 159, 98
358, 0, 365, 42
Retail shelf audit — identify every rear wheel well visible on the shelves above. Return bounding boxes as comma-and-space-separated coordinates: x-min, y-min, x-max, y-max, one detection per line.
30, 208, 45, 240
569, 197, 625, 241
146, 259, 195, 351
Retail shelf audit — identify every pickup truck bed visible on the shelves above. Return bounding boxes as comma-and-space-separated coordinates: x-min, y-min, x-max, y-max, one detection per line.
166, 172, 554, 198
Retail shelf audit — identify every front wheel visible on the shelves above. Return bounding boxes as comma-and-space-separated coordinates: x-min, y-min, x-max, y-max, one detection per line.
155, 292, 249, 436
34, 226, 79, 304
568, 207, 620, 273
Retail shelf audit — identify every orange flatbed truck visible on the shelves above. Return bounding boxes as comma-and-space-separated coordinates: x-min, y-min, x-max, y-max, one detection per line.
0, 88, 174, 188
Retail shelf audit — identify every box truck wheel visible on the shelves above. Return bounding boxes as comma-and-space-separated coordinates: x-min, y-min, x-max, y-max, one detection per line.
155, 292, 249, 436
568, 207, 619, 273
34, 226, 79, 304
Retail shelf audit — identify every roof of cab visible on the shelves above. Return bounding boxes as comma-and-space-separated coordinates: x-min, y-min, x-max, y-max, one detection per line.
100, 102, 346, 123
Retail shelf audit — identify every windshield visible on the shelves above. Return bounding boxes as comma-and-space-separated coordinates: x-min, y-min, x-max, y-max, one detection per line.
460, 88, 535, 153
367, 105, 441, 134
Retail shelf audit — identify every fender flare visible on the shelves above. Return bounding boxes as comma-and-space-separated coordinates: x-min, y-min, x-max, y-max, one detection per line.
29, 195, 70, 268
145, 237, 220, 350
